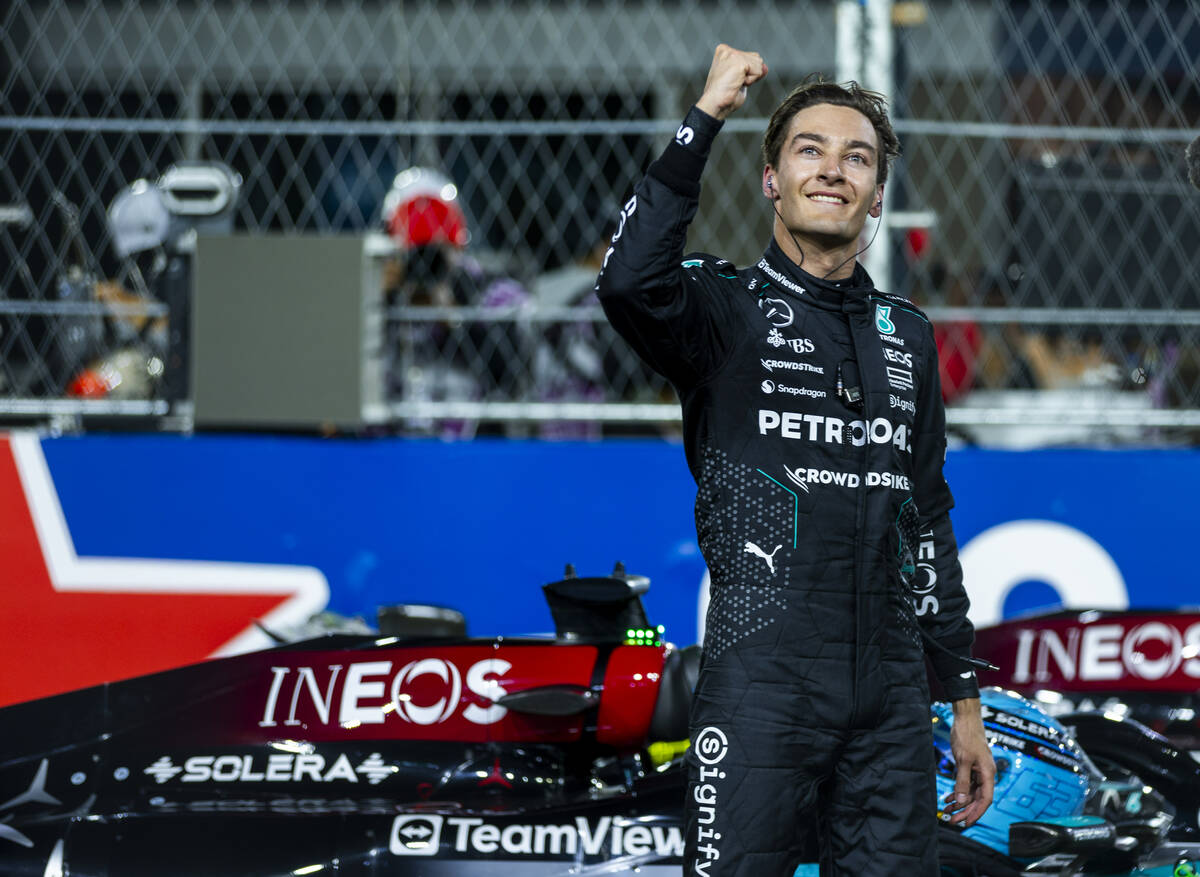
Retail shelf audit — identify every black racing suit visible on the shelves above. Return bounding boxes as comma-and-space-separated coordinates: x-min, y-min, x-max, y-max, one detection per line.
596, 106, 980, 876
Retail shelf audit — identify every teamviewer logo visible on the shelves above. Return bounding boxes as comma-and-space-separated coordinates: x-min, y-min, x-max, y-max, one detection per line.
389, 814, 443, 856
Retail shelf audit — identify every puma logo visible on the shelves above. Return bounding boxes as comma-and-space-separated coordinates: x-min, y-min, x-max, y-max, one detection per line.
744, 541, 782, 575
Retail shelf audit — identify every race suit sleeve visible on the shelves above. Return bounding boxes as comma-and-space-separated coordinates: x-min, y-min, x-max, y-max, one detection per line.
913, 324, 980, 702
595, 105, 737, 388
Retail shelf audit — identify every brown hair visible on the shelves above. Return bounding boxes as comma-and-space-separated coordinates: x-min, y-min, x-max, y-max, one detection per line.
761, 75, 901, 185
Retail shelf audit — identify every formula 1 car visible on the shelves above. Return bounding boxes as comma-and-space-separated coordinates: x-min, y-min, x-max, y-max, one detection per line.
974, 608, 1200, 755
1, 566, 1198, 876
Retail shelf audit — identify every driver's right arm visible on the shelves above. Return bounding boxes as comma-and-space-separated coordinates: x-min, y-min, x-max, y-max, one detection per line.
595, 45, 766, 389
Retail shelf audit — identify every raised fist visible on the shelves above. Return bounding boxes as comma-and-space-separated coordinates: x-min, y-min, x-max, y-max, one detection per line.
696, 44, 768, 121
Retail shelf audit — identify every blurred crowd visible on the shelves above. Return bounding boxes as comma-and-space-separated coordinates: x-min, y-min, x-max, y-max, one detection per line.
33, 161, 1191, 443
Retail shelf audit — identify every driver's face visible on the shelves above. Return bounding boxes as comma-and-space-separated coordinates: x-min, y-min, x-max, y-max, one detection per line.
766, 103, 884, 247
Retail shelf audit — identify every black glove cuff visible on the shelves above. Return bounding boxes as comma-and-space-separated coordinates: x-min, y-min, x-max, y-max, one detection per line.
647, 106, 723, 198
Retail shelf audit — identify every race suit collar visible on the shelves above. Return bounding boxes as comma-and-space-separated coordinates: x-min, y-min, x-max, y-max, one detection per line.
758, 238, 875, 313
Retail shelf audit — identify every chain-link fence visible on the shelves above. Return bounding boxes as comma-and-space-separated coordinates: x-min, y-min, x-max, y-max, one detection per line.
2, 0, 1199, 441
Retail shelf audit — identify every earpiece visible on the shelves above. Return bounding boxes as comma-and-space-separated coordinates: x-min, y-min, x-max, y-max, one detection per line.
768, 177, 774, 190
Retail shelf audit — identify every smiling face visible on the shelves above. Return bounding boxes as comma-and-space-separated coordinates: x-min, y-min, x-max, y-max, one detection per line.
764, 103, 885, 265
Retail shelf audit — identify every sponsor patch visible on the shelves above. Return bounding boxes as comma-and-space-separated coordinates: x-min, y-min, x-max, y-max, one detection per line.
143, 752, 395, 785
783, 465, 911, 492
758, 410, 911, 454
757, 296, 794, 328
1011, 620, 1200, 685
761, 358, 824, 375
390, 814, 684, 860
760, 380, 826, 399
765, 329, 815, 354
756, 258, 805, 296
886, 366, 914, 391
743, 541, 782, 574
875, 304, 896, 334
882, 347, 913, 368
391, 814, 443, 856
258, 657, 514, 730
691, 726, 729, 875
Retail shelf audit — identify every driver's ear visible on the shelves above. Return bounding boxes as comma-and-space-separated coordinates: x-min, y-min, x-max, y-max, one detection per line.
868, 185, 884, 218
763, 167, 779, 200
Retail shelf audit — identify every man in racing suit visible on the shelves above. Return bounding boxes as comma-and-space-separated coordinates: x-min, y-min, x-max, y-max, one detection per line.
596, 45, 995, 875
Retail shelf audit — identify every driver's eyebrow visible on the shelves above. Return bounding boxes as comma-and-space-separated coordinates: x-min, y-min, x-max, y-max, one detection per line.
791, 131, 877, 156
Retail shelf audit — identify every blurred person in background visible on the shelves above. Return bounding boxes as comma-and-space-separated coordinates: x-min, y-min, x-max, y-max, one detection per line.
1019, 327, 1120, 390
66, 179, 170, 399
381, 167, 534, 438
530, 211, 613, 439
597, 44, 992, 876
972, 271, 1039, 392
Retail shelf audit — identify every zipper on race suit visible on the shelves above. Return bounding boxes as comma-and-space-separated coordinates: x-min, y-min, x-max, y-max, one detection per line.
844, 304, 872, 729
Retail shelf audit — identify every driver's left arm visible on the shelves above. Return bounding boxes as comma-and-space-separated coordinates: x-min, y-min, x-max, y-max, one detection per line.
912, 322, 995, 824
912, 322, 979, 704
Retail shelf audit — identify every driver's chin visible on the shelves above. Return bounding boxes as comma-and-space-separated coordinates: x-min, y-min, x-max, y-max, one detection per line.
792, 218, 857, 249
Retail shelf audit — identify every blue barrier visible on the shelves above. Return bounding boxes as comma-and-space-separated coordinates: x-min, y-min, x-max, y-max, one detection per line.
36, 434, 1200, 646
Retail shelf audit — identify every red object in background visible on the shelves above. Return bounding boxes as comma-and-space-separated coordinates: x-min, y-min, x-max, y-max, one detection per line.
598, 645, 667, 746
387, 195, 468, 250
905, 227, 931, 262
67, 369, 109, 397
935, 321, 982, 403
230, 644, 665, 749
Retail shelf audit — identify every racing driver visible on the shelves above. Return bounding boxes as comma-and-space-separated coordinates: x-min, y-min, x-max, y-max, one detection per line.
596, 45, 995, 875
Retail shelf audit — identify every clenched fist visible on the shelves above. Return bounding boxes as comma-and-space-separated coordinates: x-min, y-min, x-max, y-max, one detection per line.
696, 44, 768, 121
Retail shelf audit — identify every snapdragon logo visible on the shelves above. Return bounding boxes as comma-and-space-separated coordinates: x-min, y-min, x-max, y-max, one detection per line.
760, 380, 826, 399
756, 258, 805, 296
778, 384, 826, 399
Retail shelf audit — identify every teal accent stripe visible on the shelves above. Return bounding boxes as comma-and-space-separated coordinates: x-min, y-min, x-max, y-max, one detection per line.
756, 468, 799, 549
869, 295, 928, 324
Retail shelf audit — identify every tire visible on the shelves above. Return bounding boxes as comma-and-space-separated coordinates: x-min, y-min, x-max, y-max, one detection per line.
937, 829, 1027, 877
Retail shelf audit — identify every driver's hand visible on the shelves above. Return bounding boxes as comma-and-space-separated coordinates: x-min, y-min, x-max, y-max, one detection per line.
944, 697, 996, 827
695, 44, 768, 121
